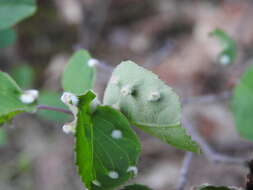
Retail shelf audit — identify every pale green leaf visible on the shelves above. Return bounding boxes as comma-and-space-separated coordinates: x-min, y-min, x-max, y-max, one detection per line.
103, 61, 200, 153
37, 91, 70, 122
0, 28, 16, 48
11, 64, 34, 89
232, 64, 253, 141
0, 71, 36, 125
0, 0, 36, 30
62, 50, 96, 95
76, 91, 141, 190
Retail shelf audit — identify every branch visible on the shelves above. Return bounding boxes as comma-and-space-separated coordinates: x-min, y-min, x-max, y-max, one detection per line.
182, 118, 247, 165
37, 105, 72, 115
176, 119, 247, 190
176, 152, 193, 190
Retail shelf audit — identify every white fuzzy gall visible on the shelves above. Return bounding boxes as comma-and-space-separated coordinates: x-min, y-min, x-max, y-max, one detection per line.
20, 94, 35, 104
88, 58, 99, 67
111, 130, 122, 139
148, 91, 160, 102
25, 89, 39, 98
108, 171, 119, 179
90, 97, 101, 113
20, 89, 39, 104
61, 92, 79, 106
92, 180, 101, 187
219, 54, 230, 65
62, 123, 75, 134
120, 85, 133, 96
127, 166, 138, 176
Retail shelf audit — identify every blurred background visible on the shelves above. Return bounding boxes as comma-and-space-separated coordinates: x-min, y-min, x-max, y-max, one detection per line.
1, 0, 253, 189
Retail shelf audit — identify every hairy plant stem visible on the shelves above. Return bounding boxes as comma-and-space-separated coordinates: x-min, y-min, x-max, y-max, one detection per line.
37, 105, 72, 115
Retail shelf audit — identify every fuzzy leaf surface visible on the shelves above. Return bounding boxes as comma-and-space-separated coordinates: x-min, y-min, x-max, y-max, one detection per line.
103, 61, 200, 153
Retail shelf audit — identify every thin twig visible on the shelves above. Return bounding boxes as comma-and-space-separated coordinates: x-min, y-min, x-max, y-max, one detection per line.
97, 60, 113, 72
182, 118, 247, 165
37, 105, 72, 115
176, 152, 193, 190
182, 91, 232, 105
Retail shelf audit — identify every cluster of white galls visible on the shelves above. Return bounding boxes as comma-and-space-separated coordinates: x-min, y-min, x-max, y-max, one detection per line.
110, 75, 161, 102
91, 165, 138, 187
60, 89, 101, 134
60, 92, 79, 134
219, 54, 231, 65
20, 89, 39, 104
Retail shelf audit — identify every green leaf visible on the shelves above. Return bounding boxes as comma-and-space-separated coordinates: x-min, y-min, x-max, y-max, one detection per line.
75, 91, 95, 189
122, 184, 153, 190
10, 64, 34, 89
210, 28, 237, 65
37, 91, 70, 122
232, 64, 253, 141
0, 71, 36, 125
0, 28, 16, 48
0, 0, 37, 30
103, 61, 200, 153
76, 91, 141, 190
62, 50, 96, 95
193, 184, 243, 190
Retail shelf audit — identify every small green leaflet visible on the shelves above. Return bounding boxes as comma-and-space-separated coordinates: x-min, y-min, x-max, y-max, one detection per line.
0, 0, 37, 30
75, 91, 94, 189
0, 71, 36, 125
103, 61, 200, 153
232, 64, 253, 141
0, 28, 16, 48
210, 29, 237, 65
75, 91, 141, 190
122, 184, 152, 190
11, 64, 35, 89
62, 50, 96, 95
193, 184, 243, 190
37, 91, 70, 122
